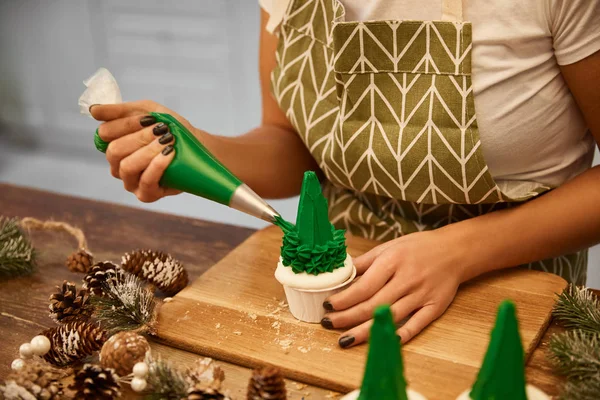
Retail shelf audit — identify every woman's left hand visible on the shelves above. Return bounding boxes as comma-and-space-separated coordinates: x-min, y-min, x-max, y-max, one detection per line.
322, 229, 467, 348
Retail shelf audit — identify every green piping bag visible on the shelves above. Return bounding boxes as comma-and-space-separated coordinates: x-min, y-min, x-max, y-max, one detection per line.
93, 112, 280, 223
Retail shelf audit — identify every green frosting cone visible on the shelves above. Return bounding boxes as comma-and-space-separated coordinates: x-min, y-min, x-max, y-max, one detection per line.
296, 171, 333, 247
469, 300, 527, 400
277, 171, 347, 275
359, 305, 408, 400
92, 112, 242, 206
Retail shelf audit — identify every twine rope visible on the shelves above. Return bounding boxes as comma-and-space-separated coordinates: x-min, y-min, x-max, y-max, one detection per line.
20, 217, 88, 250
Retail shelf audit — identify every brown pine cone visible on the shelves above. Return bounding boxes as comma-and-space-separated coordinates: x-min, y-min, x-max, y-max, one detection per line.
66, 248, 93, 273
82, 262, 120, 296
121, 250, 188, 296
187, 385, 231, 400
69, 364, 120, 400
4, 360, 69, 400
100, 331, 150, 377
42, 320, 107, 366
247, 367, 287, 400
49, 281, 90, 323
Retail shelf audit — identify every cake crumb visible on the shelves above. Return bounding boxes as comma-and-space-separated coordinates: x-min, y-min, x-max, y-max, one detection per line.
247, 312, 258, 321
321, 347, 332, 352
271, 321, 281, 329
215, 323, 221, 329
297, 346, 311, 354
278, 339, 293, 351
163, 297, 173, 303
233, 331, 242, 335
294, 383, 307, 390
325, 391, 340, 398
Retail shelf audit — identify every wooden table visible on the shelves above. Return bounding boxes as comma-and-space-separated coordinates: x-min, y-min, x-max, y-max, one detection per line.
0, 183, 576, 399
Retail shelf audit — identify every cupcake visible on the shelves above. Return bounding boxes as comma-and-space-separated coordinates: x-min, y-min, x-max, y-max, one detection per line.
273, 171, 356, 323
456, 301, 550, 400
340, 305, 427, 400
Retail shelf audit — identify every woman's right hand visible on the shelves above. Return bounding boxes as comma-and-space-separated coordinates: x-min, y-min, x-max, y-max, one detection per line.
90, 100, 190, 203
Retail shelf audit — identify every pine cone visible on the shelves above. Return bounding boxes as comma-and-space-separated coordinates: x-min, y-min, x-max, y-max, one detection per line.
49, 281, 90, 323
121, 250, 188, 296
187, 385, 231, 400
100, 331, 150, 377
69, 364, 120, 400
82, 262, 120, 297
247, 367, 287, 400
42, 320, 107, 366
66, 248, 93, 273
3, 360, 69, 400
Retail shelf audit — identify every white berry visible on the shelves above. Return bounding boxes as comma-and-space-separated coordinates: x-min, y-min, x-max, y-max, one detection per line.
30, 335, 51, 356
11, 359, 25, 370
131, 377, 147, 392
19, 343, 34, 359
133, 362, 149, 378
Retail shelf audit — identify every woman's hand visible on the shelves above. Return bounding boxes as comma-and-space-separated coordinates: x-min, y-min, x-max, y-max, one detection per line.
90, 100, 194, 203
322, 229, 467, 348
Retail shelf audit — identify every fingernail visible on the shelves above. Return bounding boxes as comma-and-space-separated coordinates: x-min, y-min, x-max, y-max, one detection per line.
397, 334, 402, 341
323, 301, 334, 311
153, 123, 169, 136
140, 115, 156, 127
158, 132, 173, 145
339, 336, 355, 348
162, 145, 174, 156
320, 318, 334, 329
89, 104, 99, 113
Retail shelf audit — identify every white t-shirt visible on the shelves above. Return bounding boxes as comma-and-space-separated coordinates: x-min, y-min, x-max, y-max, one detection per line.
260, 0, 600, 188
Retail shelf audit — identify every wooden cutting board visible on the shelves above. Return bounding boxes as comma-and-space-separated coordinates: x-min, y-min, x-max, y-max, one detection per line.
155, 226, 567, 399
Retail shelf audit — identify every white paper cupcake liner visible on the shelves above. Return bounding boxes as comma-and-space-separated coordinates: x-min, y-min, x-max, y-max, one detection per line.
282, 265, 357, 323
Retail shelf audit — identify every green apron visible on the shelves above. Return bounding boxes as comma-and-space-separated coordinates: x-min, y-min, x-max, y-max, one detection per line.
271, 0, 587, 285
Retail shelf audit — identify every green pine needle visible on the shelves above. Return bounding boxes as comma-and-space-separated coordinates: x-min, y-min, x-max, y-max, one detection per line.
559, 375, 600, 400
0, 217, 36, 278
89, 271, 156, 334
549, 330, 600, 381
144, 358, 189, 400
553, 285, 600, 335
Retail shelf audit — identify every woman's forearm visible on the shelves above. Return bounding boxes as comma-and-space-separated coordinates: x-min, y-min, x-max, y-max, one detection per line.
195, 125, 320, 199
445, 166, 600, 282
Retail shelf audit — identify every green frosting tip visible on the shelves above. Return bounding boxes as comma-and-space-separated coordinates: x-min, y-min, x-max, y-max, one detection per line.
469, 299, 527, 400
277, 171, 347, 275
359, 304, 408, 400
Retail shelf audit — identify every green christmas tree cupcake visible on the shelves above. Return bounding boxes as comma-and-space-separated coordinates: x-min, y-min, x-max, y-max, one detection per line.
456, 300, 549, 400
274, 171, 356, 323
341, 305, 426, 400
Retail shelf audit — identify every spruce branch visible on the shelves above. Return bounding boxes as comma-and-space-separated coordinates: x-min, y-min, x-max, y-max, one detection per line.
559, 375, 600, 400
553, 285, 600, 335
549, 330, 600, 381
89, 271, 156, 334
0, 217, 36, 278
145, 358, 189, 400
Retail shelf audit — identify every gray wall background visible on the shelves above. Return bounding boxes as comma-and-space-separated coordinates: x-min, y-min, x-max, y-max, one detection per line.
1, 0, 598, 287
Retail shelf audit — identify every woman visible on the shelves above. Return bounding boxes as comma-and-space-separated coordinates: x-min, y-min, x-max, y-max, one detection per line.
90, 0, 600, 349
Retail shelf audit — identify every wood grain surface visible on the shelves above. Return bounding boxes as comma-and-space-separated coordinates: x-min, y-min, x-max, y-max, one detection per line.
0, 183, 577, 399
156, 225, 568, 399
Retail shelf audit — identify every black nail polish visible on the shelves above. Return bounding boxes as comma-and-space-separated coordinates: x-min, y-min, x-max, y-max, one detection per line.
140, 115, 156, 127
323, 301, 334, 311
339, 336, 355, 348
162, 145, 174, 156
158, 132, 173, 145
320, 318, 334, 329
153, 123, 168, 136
